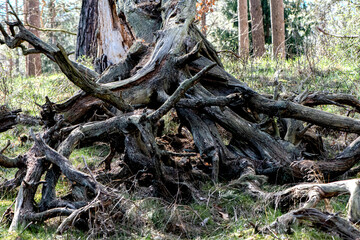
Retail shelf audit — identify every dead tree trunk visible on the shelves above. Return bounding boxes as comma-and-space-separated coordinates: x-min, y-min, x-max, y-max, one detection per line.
76, 0, 135, 73
48, 0, 56, 45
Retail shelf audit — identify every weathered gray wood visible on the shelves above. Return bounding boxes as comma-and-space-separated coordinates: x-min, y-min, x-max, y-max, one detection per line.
268, 208, 360, 240
302, 92, 360, 113
32, 131, 97, 193
0, 107, 21, 133
9, 147, 46, 231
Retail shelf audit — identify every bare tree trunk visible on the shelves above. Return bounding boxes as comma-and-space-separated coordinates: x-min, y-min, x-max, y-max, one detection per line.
200, 0, 206, 36
238, 0, 249, 58
14, 0, 20, 75
201, 9, 206, 36
270, 0, 286, 58
48, 0, 56, 45
249, 0, 265, 57
76, 0, 99, 60
6, 3, 13, 77
24, 0, 42, 76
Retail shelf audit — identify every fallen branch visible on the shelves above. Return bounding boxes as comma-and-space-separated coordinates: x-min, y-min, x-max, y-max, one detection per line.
248, 93, 360, 134
24, 23, 77, 35
216, 50, 241, 59
302, 92, 360, 113
176, 93, 243, 108
267, 208, 360, 240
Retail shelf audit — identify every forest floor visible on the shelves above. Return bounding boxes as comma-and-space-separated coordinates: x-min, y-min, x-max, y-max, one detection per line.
0, 54, 359, 239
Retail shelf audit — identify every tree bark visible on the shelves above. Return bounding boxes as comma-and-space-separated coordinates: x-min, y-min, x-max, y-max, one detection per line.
238, 0, 249, 58
270, 0, 285, 58
201, 0, 206, 36
24, 0, 42, 76
76, 0, 135, 73
6, 3, 13, 77
14, 0, 20, 75
249, 0, 265, 57
76, 0, 98, 60
96, 0, 134, 66
48, 0, 56, 45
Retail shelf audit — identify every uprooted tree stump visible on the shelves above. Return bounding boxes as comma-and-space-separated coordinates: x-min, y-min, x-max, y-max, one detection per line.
1, 0, 360, 237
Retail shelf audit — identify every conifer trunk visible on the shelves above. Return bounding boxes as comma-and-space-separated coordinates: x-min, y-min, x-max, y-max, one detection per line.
238, 0, 249, 57
270, 0, 286, 58
249, 0, 265, 57
238, 0, 249, 58
24, 0, 42, 76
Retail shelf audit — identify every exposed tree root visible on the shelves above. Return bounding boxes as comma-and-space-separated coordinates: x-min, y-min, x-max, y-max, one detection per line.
237, 177, 360, 238
266, 208, 360, 240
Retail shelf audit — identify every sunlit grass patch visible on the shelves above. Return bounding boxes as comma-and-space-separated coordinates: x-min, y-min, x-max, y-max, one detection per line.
1, 73, 79, 116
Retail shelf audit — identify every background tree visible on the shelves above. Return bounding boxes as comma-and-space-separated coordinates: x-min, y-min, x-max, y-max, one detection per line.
237, 0, 249, 57
196, 0, 216, 36
24, 0, 42, 76
200, 0, 207, 35
249, 0, 265, 57
209, 0, 271, 54
270, 0, 285, 58
5, 2, 13, 77
41, 0, 80, 73
75, 0, 98, 61
48, 0, 56, 45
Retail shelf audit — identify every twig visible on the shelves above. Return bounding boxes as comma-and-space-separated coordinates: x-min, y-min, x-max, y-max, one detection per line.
19, 221, 33, 235
56, 191, 101, 234
317, 27, 360, 39
0, 140, 10, 154
0, 199, 15, 223
266, 226, 280, 239
175, 40, 202, 66
24, 23, 76, 35
297, 123, 313, 139
162, 150, 197, 157
82, 155, 97, 183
